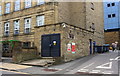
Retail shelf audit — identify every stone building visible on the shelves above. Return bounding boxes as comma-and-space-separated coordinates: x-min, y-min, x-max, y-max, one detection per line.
0, 0, 104, 63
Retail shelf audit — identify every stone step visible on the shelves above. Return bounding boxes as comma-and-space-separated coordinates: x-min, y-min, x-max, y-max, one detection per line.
21, 59, 55, 67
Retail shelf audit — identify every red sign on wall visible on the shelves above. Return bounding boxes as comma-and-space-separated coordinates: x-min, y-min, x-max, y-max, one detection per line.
72, 43, 76, 53
67, 43, 71, 52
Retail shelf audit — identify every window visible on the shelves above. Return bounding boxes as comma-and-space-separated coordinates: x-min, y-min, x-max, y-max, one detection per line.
5, 3, 10, 14
4, 22, 10, 36
37, 0, 45, 5
112, 3, 115, 6
2, 43, 9, 53
112, 14, 116, 17
108, 14, 111, 18
14, 20, 20, 35
23, 42, 31, 48
14, 0, 20, 11
107, 4, 110, 7
0, 6, 1, 15
37, 15, 45, 26
25, 0, 32, 8
24, 18, 31, 33
91, 2, 94, 10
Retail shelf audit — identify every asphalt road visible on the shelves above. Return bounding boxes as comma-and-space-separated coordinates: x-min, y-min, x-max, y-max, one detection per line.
53, 51, 119, 76
66, 51, 119, 75
0, 50, 119, 76
118, 50, 120, 76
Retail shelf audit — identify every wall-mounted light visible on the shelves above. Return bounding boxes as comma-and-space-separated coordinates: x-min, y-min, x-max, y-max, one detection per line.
62, 23, 67, 28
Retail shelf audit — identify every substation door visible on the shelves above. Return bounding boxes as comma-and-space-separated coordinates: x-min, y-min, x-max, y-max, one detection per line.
41, 34, 61, 57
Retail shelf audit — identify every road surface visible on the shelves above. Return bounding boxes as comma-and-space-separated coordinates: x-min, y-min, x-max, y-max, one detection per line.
0, 50, 119, 76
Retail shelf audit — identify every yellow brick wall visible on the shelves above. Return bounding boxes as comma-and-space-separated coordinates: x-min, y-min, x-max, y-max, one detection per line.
86, 2, 104, 45
0, 1, 104, 62
1, 2, 56, 42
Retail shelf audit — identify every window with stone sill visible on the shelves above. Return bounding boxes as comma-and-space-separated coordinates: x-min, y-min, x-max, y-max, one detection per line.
5, 3, 10, 14
24, 18, 31, 33
14, 0, 20, 11
14, 20, 20, 35
4, 22, 10, 36
25, 28, 31, 34
25, 0, 32, 8
37, 15, 45, 26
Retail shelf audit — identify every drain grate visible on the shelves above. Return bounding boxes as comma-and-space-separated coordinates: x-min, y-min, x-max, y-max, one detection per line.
42, 68, 59, 72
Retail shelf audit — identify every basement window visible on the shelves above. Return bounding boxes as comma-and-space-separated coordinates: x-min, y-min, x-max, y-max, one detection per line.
2, 43, 9, 53
23, 42, 31, 48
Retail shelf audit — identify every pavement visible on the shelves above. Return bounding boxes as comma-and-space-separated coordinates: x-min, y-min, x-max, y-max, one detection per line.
0, 53, 96, 75
21, 58, 55, 67
0, 50, 119, 76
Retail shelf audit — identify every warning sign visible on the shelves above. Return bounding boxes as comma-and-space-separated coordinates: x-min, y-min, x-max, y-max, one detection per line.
67, 43, 71, 52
